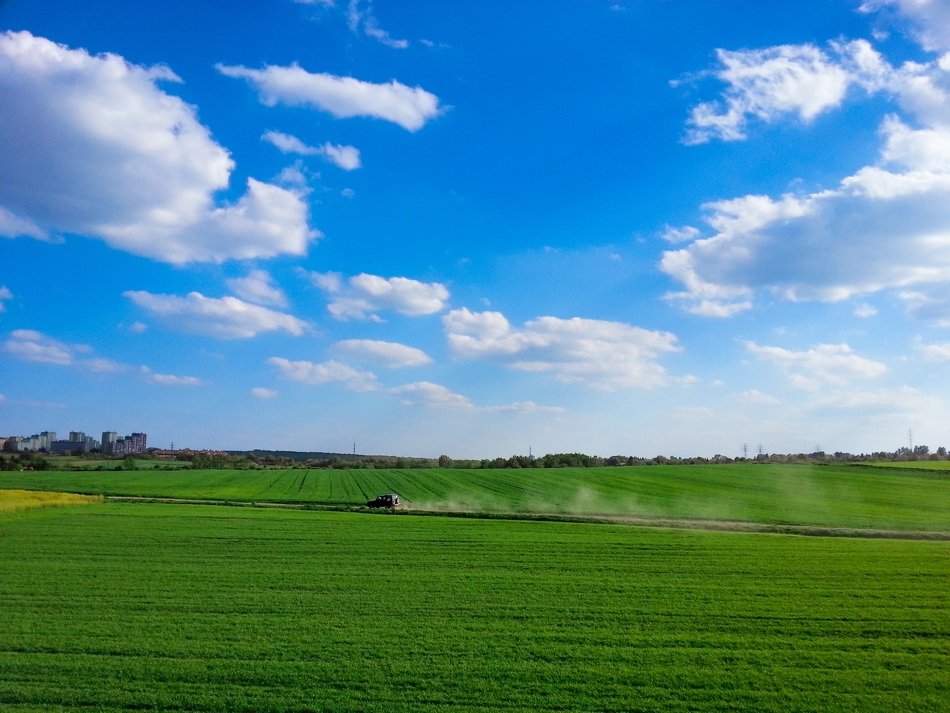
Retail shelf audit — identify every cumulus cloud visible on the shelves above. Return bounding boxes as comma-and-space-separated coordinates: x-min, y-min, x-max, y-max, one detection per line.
124, 290, 307, 338
331, 339, 432, 367
443, 308, 680, 390
250, 387, 278, 399
217, 62, 440, 132
307, 271, 450, 320
0, 31, 317, 264
262, 130, 362, 170
225, 270, 288, 308
683, 43, 854, 144
267, 357, 378, 391
667, 26, 950, 320
745, 342, 887, 391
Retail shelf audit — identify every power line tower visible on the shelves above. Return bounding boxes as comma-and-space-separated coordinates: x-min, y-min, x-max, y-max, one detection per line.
742, 443, 748, 458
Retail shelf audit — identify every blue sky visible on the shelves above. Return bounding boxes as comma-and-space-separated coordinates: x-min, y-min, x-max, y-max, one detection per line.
2, 0, 950, 458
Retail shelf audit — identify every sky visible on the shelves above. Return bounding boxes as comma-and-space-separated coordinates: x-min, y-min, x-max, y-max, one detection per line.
2, 0, 950, 459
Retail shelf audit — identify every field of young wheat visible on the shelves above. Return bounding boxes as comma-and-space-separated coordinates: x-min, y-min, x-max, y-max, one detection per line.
0, 502, 946, 712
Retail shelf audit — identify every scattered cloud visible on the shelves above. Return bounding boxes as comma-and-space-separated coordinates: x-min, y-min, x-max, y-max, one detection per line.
262, 131, 362, 170
917, 340, 950, 361
217, 62, 440, 132
667, 27, 950, 324
331, 339, 432, 367
736, 389, 781, 405
660, 224, 701, 243
745, 341, 887, 390
250, 387, 278, 399
267, 356, 378, 391
389, 381, 565, 413
226, 269, 289, 308
0, 285, 11, 312
141, 367, 202, 386
347, 0, 409, 49
124, 290, 308, 338
0, 31, 317, 264
306, 271, 450, 320
860, 0, 950, 53
4, 329, 83, 366
390, 381, 473, 410
443, 308, 681, 390
854, 302, 878, 317
683, 43, 856, 144
3, 330, 199, 386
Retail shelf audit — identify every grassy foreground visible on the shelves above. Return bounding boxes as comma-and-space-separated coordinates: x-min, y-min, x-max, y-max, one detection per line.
0, 502, 947, 712
1, 462, 948, 530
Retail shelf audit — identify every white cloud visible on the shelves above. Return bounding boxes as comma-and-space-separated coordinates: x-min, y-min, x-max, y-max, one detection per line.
0, 286, 11, 312
250, 387, 278, 399
262, 131, 362, 170
124, 291, 307, 338
666, 115, 950, 317
331, 339, 432, 367
143, 369, 202, 386
389, 381, 565, 414
267, 357, 378, 391
660, 224, 701, 243
736, 389, 781, 405
854, 302, 879, 317
4, 330, 79, 365
226, 270, 288, 308
3, 329, 130, 375
217, 62, 440, 132
308, 271, 450, 320
390, 381, 473, 410
684, 44, 854, 144
917, 340, 950, 361
0, 31, 317, 264
347, 0, 409, 49
745, 342, 888, 391
443, 308, 681, 390
861, 0, 950, 52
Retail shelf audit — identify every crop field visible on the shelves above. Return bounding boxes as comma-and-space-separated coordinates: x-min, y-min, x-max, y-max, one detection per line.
0, 489, 101, 514
0, 502, 947, 712
1, 462, 948, 530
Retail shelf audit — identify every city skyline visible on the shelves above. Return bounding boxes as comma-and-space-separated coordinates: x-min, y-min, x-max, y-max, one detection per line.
2, 1, 950, 458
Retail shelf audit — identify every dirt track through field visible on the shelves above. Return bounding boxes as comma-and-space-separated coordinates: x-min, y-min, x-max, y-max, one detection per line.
103, 495, 950, 541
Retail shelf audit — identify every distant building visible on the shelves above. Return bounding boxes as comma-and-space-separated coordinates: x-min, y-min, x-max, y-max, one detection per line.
101, 431, 117, 455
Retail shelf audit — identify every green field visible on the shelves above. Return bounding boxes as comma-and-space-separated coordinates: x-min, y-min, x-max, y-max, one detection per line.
1, 502, 947, 712
1, 462, 948, 530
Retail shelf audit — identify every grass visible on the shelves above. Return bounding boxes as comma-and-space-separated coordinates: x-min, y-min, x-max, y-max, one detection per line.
0, 489, 101, 514
0, 502, 947, 712
1, 462, 947, 530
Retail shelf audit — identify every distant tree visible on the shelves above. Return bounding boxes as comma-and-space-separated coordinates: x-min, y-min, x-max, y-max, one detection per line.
438, 455, 453, 467
938, 446, 947, 458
